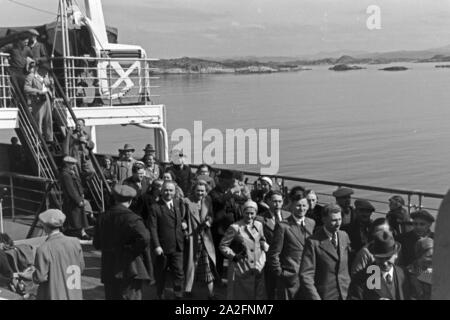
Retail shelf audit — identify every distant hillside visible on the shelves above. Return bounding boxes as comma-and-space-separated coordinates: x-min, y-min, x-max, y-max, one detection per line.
150, 44, 450, 74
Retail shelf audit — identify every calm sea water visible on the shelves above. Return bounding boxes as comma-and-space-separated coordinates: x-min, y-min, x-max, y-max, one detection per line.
3, 62, 450, 198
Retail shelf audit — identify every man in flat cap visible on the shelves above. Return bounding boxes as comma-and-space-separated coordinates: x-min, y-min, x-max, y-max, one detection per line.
31, 209, 85, 300
387, 195, 411, 237
347, 230, 411, 300
59, 156, 90, 240
95, 184, 153, 300
332, 187, 355, 227
115, 144, 137, 183
397, 210, 435, 267
148, 181, 187, 299
300, 203, 351, 300
342, 199, 375, 257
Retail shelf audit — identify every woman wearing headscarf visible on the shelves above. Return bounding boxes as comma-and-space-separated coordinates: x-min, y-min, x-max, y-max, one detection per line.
184, 180, 217, 299
219, 200, 269, 300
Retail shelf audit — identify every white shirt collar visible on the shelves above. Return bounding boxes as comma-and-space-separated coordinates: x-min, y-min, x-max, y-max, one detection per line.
163, 199, 173, 208
382, 267, 394, 280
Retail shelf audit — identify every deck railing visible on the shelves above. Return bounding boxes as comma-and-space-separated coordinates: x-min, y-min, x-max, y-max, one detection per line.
188, 164, 445, 217
0, 53, 12, 109
51, 56, 160, 109
0, 172, 55, 236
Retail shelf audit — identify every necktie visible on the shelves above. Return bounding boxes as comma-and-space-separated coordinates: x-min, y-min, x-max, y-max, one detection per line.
331, 232, 338, 249
386, 274, 393, 285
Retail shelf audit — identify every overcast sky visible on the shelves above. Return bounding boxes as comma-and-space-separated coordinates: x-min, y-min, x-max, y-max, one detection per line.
2, 0, 450, 58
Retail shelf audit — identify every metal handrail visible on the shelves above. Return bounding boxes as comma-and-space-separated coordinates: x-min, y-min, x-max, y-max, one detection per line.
189, 164, 445, 200
0, 172, 54, 183
50, 69, 112, 198
51, 56, 160, 62
9, 77, 59, 176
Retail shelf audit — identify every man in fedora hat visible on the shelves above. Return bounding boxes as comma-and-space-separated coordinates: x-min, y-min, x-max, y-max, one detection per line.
347, 230, 411, 300
115, 144, 137, 183
300, 203, 351, 300
95, 184, 153, 300
142, 144, 156, 159
332, 187, 355, 227
397, 210, 435, 267
342, 199, 375, 256
59, 156, 90, 240
31, 209, 85, 300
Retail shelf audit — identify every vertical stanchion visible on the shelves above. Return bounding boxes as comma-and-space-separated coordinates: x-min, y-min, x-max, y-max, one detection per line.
10, 176, 15, 221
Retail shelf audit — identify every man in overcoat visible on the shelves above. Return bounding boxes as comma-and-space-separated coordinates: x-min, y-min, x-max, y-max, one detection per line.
59, 156, 90, 240
95, 184, 153, 300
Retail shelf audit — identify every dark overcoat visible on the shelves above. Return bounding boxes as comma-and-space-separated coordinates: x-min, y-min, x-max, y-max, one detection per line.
95, 204, 153, 284
60, 167, 88, 231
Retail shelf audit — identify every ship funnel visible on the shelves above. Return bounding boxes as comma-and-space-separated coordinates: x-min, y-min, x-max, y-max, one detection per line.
84, 0, 109, 47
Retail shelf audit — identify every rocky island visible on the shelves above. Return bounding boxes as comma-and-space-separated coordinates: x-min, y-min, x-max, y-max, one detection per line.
379, 66, 409, 71
329, 64, 365, 71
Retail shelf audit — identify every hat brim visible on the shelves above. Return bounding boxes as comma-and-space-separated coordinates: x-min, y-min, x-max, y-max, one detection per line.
370, 242, 400, 259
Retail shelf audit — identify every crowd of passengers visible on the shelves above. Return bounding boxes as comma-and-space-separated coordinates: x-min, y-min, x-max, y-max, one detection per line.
1, 138, 435, 301
0, 30, 435, 301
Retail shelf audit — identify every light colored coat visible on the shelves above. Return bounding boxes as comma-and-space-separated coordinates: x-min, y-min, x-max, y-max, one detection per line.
220, 219, 269, 300
33, 233, 85, 300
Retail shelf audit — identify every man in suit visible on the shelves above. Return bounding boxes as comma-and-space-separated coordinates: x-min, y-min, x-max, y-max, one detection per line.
95, 185, 153, 300
305, 190, 324, 230
256, 190, 291, 299
148, 181, 187, 299
300, 203, 352, 300
342, 199, 375, 263
347, 230, 411, 300
268, 196, 315, 300
59, 156, 90, 240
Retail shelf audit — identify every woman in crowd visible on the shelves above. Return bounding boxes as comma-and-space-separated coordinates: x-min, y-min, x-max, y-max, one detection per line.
101, 156, 116, 186
194, 164, 216, 189
220, 200, 269, 300
407, 237, 433, 300
184, 180, 217, 299
162, 170, 185, 199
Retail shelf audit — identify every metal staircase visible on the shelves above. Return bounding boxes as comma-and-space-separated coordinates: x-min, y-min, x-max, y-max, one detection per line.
50, 71, 111, 213
9, 77, 62, 208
